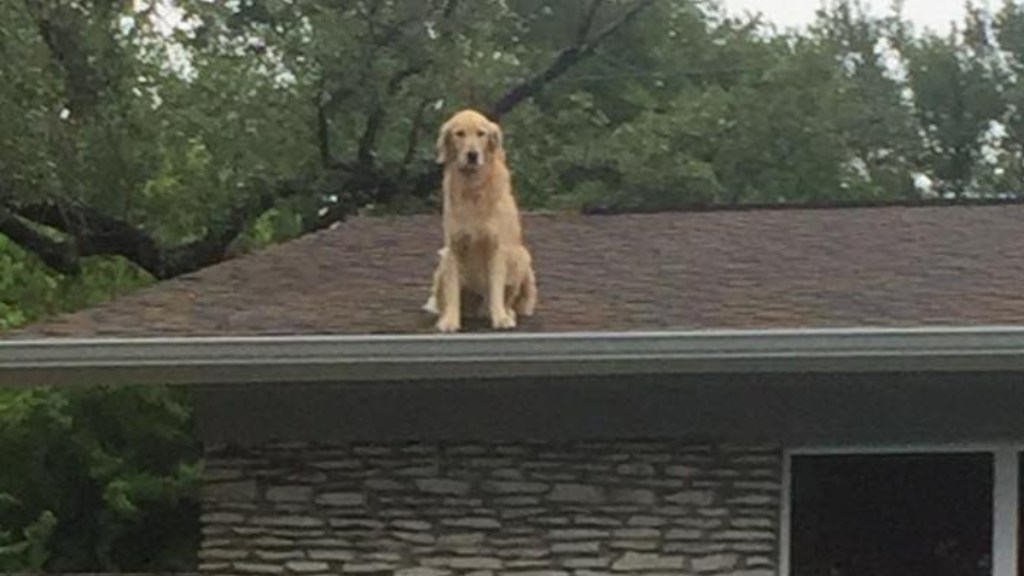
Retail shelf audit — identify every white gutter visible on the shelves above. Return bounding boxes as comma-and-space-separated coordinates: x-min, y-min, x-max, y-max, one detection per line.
2, 326, 1024, 387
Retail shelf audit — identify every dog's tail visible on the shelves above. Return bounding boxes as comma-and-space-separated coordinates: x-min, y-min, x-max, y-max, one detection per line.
423, 247, 448, 315
422, 295, 439, 315
515, 266, 538, 317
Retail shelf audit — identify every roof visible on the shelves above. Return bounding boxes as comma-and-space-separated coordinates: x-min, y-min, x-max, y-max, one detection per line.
5, 203, 1024, 339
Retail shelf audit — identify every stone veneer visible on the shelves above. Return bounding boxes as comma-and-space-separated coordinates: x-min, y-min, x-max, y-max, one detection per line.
199, 441, 781, 576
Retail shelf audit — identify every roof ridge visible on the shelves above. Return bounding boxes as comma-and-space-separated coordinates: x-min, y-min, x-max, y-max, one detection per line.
579, 196, 1024, 215
341, 198, 1024, 222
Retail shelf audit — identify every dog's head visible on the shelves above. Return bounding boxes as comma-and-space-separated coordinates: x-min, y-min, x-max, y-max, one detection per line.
436, 109, 504, 173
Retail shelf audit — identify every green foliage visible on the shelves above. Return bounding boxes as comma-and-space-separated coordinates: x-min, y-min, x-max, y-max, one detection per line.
0, 235, 149, 330
0, 505, 56, 572
0, 386, 200, 572
4, 0, 1023, 257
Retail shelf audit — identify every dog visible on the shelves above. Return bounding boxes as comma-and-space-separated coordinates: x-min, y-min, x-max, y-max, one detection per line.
423, 245, 538, 321
425, 109, 538, 333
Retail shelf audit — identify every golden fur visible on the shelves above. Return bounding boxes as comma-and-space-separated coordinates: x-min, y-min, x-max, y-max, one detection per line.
423, 246, 537, 321
423, 109, 538, 332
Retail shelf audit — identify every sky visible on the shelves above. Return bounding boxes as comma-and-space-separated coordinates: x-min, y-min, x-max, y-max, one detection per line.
721, 0, 987, 32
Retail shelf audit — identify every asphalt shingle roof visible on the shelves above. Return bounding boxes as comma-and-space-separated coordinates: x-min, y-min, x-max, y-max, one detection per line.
7, 204, 1024, 339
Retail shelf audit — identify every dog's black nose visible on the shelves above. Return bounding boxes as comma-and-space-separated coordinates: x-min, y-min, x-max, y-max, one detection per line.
467, 151, 479, 164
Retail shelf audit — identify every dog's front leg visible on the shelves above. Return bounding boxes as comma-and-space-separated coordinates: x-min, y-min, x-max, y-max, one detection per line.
436, 253, 461, 333
488, 247, 516, 329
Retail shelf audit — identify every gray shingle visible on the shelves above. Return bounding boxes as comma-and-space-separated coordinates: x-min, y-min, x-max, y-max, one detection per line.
7, 204, 1024, 338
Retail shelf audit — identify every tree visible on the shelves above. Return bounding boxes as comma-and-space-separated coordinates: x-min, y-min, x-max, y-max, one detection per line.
809, 0, 921, 199
898, 3, 1008, 198
0, 386, 199, 571
1, 0, 658, 281
992, 0, 1024, 193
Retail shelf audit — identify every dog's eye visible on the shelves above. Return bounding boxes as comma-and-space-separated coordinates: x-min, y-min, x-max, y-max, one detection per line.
454, 130, 465, 138
477, 130, 486, 138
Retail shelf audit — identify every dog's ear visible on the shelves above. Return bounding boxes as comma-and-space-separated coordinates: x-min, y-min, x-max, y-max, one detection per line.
435, 121, 454, 164
487, 121, 504, 153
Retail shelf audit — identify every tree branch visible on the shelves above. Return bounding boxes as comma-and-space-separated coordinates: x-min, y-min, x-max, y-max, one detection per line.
315, 73, 332, 168
7, 175, 316, 279
14, 201, 166, 275
357, 63, 429, 168
401, 98, 432, 173
488, 0, 656, 120
577, 0, 606, 44
442, 0, 459, 19
0, 205, 81, 275
22, 0, 108, 116
161, 176, 315, 273
320, 4, 426, 162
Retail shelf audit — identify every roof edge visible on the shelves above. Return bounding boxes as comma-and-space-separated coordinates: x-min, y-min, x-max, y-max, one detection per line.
579, 196, 1024, 215
3, 326, 1024, 387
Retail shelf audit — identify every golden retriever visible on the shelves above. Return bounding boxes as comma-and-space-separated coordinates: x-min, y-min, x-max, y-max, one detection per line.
424, 109, 538, 333
423, 245, 537, 321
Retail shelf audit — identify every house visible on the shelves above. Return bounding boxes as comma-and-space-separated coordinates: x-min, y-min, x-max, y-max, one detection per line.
3, 203, 1024, 576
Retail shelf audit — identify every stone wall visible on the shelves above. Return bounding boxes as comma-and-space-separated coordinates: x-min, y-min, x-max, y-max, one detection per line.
200, 441, 782, 576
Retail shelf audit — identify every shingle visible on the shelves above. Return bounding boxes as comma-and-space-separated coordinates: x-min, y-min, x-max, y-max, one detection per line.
5, 204, 1024, 339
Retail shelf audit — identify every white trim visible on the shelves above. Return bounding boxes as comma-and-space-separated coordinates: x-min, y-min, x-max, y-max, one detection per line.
778, 449, 792, 576
993, 448, 1019, 576
788, 443, 1024, 455
782, 444, 1020, 576
3, 325, 1024, 387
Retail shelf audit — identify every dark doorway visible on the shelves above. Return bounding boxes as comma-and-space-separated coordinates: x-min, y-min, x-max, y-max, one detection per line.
790, 453, 992, 576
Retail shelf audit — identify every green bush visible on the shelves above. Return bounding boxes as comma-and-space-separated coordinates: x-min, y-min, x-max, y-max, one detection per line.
0, 386, 200, 572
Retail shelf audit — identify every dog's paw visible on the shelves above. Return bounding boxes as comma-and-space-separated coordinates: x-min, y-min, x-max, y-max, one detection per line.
436, 315, 461, 333
422, 295, 439, 315
491, 311, 517, 330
